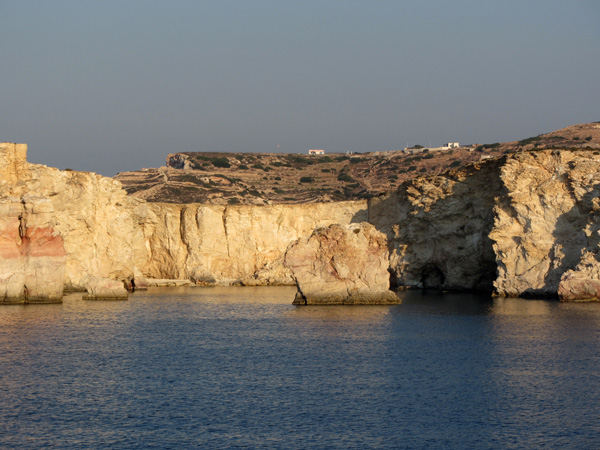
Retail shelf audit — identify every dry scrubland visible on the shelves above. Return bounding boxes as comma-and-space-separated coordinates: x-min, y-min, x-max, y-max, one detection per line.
115, 123, 600, 205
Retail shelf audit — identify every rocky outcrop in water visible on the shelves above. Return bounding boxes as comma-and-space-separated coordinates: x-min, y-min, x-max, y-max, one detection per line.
0, 143, 144, 302
490, 151, 600, 298
0, 143, 367, 302
284, 223, 399, 305
4, 140, 600, 303
369, 150, 600, 300
369, 160, 501, 292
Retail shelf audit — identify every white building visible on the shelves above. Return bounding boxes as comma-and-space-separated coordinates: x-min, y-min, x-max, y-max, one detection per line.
403, 142, 461, 153
308, 149, 325, 155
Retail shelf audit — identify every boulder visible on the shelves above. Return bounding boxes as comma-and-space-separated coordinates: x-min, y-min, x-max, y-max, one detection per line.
284, 223, 399, 305
558, 252, 600, 301
82, 275, 128, 300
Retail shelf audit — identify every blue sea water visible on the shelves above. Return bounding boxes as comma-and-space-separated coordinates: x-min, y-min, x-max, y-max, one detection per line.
0, 286, 599, 450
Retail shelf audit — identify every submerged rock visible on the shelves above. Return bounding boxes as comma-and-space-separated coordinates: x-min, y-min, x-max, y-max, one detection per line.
284, 223, 399, 305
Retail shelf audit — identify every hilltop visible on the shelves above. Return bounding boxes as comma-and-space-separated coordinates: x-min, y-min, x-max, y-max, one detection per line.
114, 122, 600, 205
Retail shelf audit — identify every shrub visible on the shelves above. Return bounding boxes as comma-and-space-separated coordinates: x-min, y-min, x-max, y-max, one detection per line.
519, 136, 542, 145
238, 165, 249, 170
337, 173, 354, 182
211, 157, 231, 168
299, 176, 314, 183
350, 158, 361, 164
227, 198, 240, 204
449, 160, 462, 167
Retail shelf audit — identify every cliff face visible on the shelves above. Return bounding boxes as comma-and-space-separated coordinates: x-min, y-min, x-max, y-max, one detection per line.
0, 143, 146, 302
0, 144, 366, 301
135, 201, 367, 285
491, 151, 600, 298
4, 141, 600, 302
368, 150, 600, 299
369, 160, 503, 291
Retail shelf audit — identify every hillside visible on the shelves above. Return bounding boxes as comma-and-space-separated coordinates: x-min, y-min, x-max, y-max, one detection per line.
114, 122, 600, 205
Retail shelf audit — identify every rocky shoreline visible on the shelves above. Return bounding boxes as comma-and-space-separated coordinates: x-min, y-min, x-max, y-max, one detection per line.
2, 142, 600, 303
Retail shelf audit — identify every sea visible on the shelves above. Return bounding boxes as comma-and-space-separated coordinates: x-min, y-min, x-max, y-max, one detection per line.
1, 286, 599, 450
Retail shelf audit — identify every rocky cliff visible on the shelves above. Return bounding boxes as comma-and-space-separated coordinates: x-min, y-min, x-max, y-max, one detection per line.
0, 143, 366, 302
491, 150, 600, 298
369, 159, 502, 291
369, 150, 600, 300
3, 141, 600, 303
0, 143, 143, 302
135, 201, 367, 286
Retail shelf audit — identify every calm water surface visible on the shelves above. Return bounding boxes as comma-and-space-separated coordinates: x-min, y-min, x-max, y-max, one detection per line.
1, 287, 599, 449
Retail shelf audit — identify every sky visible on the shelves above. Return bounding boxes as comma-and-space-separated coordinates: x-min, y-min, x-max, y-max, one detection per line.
1, 0, 599, 176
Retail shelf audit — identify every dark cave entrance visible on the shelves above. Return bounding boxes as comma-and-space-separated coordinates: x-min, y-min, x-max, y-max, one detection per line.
421, 264, 445, 289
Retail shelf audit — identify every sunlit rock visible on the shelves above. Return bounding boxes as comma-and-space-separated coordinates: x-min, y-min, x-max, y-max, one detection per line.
284, 222, 398, 305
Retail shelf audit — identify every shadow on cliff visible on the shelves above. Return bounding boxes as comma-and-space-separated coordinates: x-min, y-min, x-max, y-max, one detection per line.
521, 179, 600, 298
364, 158, 505, 293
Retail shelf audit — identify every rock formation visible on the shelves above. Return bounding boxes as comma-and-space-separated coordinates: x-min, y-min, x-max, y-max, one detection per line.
4, 140, 600, 303
0, 143, 143, 302
369, 160, 502, 291
284, 223, 399, 304
135, 201, 368, 285
491, 151, 600, 298
82, 275, 129, 300
369, 150, 600, 300
0, 143, 367, 302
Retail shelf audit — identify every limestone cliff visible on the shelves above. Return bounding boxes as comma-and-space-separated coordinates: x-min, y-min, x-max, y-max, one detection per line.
369, 150, 600, 300
0, 143, 145, 301
491, 151, 600, 298
0, 143, 366, 301
135, 201, 367, 285
369, 160, 502, 291
4, 141, 600, 303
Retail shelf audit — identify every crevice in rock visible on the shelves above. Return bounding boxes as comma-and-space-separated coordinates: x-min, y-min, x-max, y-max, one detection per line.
222, 206, 230, 257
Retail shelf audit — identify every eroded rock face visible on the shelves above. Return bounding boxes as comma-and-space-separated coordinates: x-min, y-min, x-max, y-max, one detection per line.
135, 201, 368, 286
0, 143, 144, 301
284, 223, 398, 305
491, 151, 600, 298
369, 160, 502, 292
0, 214, 66, 303
369, 150, 600, 300
0, 143, 368, 300
5, 141, 600, 303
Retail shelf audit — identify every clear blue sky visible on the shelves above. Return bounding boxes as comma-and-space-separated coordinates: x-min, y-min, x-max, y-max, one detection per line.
2, 0, 599, 176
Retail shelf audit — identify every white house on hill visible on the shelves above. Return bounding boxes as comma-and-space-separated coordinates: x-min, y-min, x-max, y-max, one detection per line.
308, 149, 325, 155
